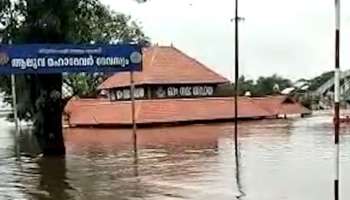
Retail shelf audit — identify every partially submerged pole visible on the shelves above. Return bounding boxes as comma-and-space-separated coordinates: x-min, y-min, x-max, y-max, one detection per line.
8, 17, 18, 132
334, 0, 341, 199
9, 38, 19, 158
11, 75, 18, 131
7, 3, 19, 158
11, 74, 20, 159
234, 0, 239, 162
234, 0, 245, 198
130, 71, 138, 158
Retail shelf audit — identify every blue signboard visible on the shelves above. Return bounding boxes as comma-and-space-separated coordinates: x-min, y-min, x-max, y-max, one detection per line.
0, 44, 142, 74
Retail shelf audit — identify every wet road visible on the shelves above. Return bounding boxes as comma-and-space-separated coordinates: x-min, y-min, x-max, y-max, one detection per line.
1, 111, 349, 200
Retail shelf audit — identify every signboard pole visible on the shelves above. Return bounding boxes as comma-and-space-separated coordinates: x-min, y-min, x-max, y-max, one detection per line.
9, 41, 20, 159
130, 70, 138, 157
11, 74, 20, 159
11, 74, 18, 131
7, 40, 19, 131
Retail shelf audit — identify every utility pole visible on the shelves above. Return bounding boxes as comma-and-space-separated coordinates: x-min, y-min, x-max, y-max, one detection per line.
334, 0, 341, 199
234, 0, 240, 162
233, 0, 245, 198
130, 70, 138, 161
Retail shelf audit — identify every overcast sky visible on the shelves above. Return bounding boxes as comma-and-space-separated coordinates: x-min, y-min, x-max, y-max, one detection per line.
101, 0, 350, 82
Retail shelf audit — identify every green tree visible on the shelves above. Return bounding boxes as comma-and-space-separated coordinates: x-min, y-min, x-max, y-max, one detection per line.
237, 75, 255, 96
0, 0, 149, 155
63, 73, 106, 98
253, 74, 292, 96
216, 74, 292, 97
61, 0, 150, 98
216, 75, 255, 96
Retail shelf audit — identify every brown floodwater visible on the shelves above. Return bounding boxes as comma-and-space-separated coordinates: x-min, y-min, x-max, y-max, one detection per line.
1, 111, 350, 200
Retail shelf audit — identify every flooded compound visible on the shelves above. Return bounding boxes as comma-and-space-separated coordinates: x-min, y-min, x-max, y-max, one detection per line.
1, 111, 350, 200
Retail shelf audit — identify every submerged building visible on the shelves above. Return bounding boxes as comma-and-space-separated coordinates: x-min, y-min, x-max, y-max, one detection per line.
98, 46, 229, 100
65, 46, 311, 127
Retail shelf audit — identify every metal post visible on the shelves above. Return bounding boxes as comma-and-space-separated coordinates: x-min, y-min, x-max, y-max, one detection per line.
234, 0, 239, 161
11, 75, 18, 131
8, 4, 20, 158
11, 74, 20, 159
130, 71, 138, 157
334, 0, 341, 199
9, 37, 19, 131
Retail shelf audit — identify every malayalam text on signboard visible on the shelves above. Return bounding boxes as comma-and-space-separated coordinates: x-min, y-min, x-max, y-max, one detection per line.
0, 44, 142, 74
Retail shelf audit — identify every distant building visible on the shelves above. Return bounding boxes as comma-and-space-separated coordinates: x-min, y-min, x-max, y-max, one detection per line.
281, 87, 295, 95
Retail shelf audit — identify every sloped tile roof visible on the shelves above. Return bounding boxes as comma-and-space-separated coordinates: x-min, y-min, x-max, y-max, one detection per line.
98, 46, 229, 89
65, 97, 272, 126
137, 97, 270, 124
65, 96, 311, 127
251, 96, 311, 115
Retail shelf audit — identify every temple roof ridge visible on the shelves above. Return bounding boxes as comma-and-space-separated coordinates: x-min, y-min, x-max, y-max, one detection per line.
98, 45, 229, 90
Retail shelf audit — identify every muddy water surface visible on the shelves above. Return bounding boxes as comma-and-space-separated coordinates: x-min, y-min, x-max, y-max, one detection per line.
1, 111, 349, 200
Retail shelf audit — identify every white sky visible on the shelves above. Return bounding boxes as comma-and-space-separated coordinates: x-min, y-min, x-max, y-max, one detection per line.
101, 0, 350, 81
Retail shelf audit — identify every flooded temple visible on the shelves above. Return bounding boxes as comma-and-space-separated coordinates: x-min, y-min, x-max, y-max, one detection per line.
64, 46, 311, 127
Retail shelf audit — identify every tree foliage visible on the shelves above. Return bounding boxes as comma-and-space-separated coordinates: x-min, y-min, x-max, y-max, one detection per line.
217, 74, 293, 97
254, 74, 292, 96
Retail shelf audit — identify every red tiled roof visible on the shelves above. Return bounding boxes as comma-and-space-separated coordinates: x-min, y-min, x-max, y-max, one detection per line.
137, 97, 270, 124
65, 101, 135, 125
65, 96, 311, 127
98, 46, 229, 89
251, 96, 311, 115
64, 97, 108, 114
65, 97, 272, 126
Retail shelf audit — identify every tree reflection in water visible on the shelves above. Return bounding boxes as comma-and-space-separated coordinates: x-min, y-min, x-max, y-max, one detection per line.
6, 123, 248, 200
2, 114, 347, 199
36, 157, 75, 200
14, 128, 75, 200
